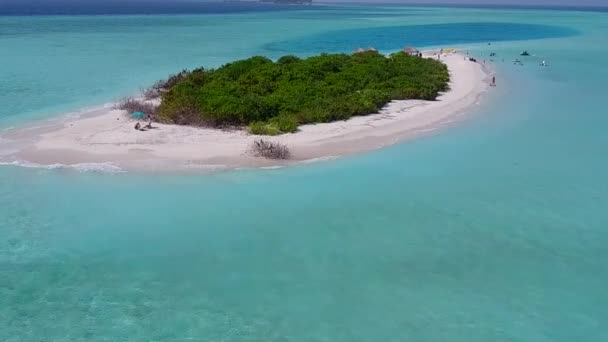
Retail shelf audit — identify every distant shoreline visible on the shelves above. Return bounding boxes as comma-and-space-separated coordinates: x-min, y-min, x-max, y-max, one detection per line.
0, 51, 491, 173
2, 2, 605, 17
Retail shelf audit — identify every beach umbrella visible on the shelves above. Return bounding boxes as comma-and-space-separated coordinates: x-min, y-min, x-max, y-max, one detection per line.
131, 111, 146, 119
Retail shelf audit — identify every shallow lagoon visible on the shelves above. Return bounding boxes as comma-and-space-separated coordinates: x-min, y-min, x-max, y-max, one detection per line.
1, 5, 608, 341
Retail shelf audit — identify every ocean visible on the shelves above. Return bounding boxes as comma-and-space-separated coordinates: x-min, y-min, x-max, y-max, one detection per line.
1, 4, 608, 341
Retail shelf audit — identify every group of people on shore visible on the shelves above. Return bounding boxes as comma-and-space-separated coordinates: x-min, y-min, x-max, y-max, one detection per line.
134, 116, 154, 131
462, 51, 497, 87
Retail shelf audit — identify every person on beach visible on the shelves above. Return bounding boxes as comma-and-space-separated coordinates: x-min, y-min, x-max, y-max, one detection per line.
145, 115, 153, 129
134, 122, 141, 130
492, 76, 496, 87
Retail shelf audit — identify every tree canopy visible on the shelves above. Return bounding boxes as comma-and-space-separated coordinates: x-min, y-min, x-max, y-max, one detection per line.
157, 51, 449, 135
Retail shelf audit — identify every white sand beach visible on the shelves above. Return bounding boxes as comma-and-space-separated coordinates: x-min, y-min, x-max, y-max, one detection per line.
0, 52, 491, 172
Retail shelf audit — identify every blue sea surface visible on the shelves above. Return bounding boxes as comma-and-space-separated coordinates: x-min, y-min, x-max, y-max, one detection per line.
1, 5, 608, 341
0, 1, 308, 16
265, 22, 578, 54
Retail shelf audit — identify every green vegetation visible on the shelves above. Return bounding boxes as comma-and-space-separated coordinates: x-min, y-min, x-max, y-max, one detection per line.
157, 51, 449, 135
116, 98, 157, 117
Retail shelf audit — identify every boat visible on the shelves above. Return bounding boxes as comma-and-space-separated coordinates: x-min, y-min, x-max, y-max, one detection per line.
520, 51, 530, 56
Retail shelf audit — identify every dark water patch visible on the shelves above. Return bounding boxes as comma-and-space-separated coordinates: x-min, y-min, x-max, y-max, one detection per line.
0, 1, 312, 16
277, 6, 437, 19
264, 22, 579, 54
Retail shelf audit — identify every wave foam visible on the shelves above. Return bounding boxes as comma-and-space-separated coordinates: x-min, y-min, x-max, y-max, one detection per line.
298, 155, 339, 164
0, 160, 125, 173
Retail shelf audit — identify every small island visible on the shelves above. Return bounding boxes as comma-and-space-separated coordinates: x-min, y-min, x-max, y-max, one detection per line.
140, 51, 449, 135
1, 50, 489, 172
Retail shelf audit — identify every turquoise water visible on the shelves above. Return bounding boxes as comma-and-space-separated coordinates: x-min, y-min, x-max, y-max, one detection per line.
2, 5, 608, 341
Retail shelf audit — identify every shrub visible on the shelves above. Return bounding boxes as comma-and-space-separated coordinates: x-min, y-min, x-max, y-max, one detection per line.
269, 115, 298, 133
248, 121, 281, 136
144, 69, 198, 99
157, 52, 450, 133
142, 87, 161, 100
248, 115, 298, 135
250, 139, 290, 159
115, 98, 158, 118
163, 106, 205, 126
277, 55, 301, 65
